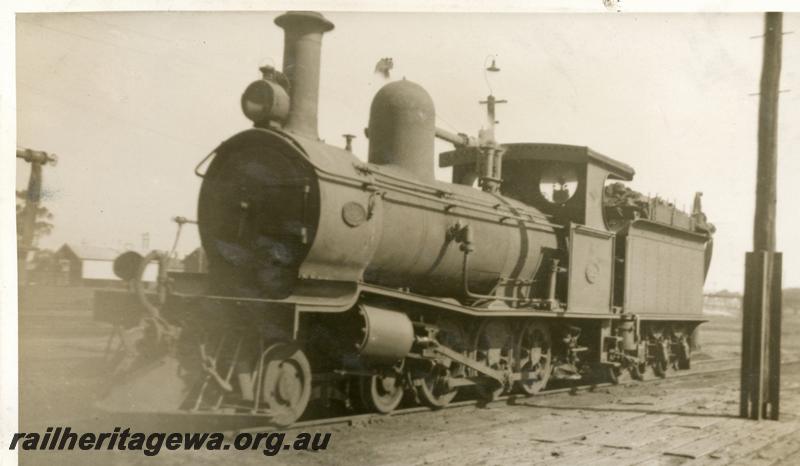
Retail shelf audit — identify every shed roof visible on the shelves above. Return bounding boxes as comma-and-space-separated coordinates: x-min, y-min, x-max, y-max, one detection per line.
58, 243, 121, 261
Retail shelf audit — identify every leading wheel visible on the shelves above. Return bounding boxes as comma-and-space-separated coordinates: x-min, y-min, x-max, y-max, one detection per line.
415, 318, 468, 409
513, 321, 552, 395
258, 342, 312, 427
359, 362, 405, 414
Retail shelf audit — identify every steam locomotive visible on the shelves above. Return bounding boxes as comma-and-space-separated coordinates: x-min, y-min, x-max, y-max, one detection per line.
95, 11, 715, 426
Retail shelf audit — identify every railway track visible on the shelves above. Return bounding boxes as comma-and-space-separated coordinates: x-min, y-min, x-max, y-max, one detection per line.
230, 356, 747, 434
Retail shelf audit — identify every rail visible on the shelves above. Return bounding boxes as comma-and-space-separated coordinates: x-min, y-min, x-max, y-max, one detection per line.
236, 356, 756, 433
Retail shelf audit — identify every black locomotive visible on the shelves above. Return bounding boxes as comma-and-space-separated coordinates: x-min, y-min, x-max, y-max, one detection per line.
95, 11, 715, 426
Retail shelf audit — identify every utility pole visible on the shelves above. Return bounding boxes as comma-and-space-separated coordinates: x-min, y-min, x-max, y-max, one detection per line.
16, 147, 57, 286
740, 12, 783, 421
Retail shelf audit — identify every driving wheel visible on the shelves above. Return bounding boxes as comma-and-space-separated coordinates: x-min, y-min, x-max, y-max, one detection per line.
514, 320, 552, 395
469, 319, 513, 401
416, 317, 468, 408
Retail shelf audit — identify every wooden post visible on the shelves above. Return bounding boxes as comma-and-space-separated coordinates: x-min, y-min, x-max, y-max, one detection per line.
741, 12, 783, 421
753, 13, 782, 252
741, 251, 782, 420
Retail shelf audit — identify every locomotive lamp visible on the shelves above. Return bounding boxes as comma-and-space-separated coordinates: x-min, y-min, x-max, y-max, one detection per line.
240, 65, 290, 125
241, 12, 335, 135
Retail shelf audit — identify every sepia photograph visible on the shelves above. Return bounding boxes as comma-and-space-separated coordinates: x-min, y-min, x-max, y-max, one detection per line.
4, 1, 800, 464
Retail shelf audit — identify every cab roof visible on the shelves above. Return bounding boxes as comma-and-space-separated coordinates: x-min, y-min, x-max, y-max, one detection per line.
440, 142, 635, 181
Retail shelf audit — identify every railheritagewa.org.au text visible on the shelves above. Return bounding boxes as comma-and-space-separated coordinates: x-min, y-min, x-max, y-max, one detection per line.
9, 427, 331, 456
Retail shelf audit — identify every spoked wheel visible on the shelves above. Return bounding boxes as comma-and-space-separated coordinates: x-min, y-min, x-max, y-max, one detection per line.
630, 360, 652, 381
672, 325, 692, 370
359, 361, 405, 414
607, 364, 634, 385
469, 319, 513, 401
513, 320, 552, 395
415, 318, 468, 409
676, 335, 691, 370
258, 342, 312, 427
645, 326, 670, 379
652, 357, 668, 378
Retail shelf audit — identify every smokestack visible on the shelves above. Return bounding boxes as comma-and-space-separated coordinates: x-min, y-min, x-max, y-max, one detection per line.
275, 11, 334, 140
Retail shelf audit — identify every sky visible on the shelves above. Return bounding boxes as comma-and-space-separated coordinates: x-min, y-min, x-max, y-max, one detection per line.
14, 11, 800, 292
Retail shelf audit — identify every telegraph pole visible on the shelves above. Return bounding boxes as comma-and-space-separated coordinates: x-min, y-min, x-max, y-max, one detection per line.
740, 12, 783, 421
16, 148, 57, 286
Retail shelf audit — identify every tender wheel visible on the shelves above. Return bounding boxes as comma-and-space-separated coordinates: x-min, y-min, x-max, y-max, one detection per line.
652, 339, 670, 378
258, 342, 312, 427
676, 335, 691, 370
607, 365, 633, 385
652, 359, 667, 378
513, 321, 552, 395
628, 359, 659, 381
646, 326, 670, 379
671, 325, 692, 370
415, 318, 468, 409
630, 362, 645, 381
607, 366, 619, 384
470, 319, 513, 401
359, 363, 405, 414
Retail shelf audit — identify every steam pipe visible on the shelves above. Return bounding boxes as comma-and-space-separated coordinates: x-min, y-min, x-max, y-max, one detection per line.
435, 127, 479, 147
455, 223, 534, 304
275, 11, 334, 140
547, 259, 560, 303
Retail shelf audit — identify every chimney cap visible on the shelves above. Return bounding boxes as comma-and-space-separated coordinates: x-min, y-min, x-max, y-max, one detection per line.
275, 11, 334, 33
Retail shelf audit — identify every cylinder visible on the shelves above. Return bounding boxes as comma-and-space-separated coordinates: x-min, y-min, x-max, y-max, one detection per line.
368, 80, 436, 182
274, 11, 334, 139
356, 305, 414, 364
